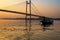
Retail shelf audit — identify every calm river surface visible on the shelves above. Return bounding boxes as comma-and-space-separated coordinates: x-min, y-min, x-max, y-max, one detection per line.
0, 20, 60, 40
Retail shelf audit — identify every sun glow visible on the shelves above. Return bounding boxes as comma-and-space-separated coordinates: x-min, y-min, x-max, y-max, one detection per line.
0, 0, 60, 18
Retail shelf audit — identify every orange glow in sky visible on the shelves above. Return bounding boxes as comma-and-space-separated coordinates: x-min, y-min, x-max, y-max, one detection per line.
0, 0, 60, 18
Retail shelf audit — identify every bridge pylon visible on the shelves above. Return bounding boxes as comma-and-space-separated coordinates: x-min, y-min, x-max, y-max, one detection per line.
25, 0, 32, 40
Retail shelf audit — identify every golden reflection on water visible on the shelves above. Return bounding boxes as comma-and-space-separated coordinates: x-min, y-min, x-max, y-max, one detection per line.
0, 20, 60, 40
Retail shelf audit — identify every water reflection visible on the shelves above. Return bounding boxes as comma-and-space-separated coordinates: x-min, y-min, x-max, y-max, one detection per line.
0, 20, 60, 40
41, 20, 53, 31
41, 23, 53, 31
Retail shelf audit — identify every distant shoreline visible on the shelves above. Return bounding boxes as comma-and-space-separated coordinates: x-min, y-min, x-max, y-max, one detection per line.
0, 18, 60, 20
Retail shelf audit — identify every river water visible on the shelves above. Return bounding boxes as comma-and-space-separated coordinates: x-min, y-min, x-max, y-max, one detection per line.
0, 20, 60, 40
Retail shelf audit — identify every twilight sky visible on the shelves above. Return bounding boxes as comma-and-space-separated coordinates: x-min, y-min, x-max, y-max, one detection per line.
0, 0, 60, 18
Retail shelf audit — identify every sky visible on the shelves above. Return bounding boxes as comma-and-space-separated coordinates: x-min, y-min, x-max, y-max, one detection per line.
0, 0, 60, 18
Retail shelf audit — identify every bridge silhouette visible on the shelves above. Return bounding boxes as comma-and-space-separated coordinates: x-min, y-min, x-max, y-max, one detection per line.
0, 0, 53, 20
0, 1, 59, 20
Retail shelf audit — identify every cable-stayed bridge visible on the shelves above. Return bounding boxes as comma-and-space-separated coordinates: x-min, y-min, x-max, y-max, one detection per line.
0, 0, 52, 19
0, 1, 59, 20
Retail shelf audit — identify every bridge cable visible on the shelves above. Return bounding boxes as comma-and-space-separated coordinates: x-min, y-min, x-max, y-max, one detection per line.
32, 3, 40, 14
